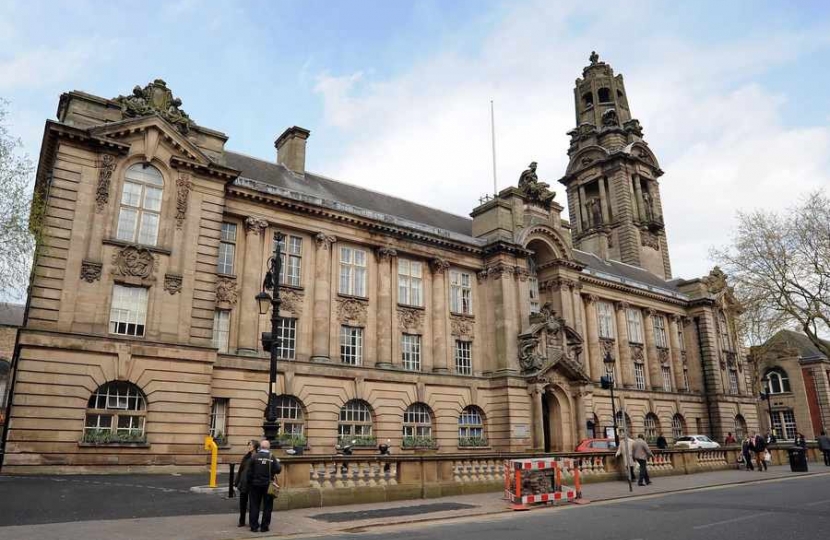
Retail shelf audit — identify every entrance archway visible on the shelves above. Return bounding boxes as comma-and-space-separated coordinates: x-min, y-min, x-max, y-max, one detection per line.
542, 385, 575, 452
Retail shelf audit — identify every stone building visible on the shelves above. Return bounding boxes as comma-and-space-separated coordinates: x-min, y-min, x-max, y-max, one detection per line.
751, 330, 830, 440
2, 54, 759, 473
0, 303, 25, 431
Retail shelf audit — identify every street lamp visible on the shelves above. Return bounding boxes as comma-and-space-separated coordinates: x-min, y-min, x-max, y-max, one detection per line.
258, 231, 284, 442
759, 376, 775, 438
600, 351, 619, 447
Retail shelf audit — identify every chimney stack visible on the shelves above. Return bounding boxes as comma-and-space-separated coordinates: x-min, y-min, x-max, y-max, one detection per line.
275, 126, 311, 174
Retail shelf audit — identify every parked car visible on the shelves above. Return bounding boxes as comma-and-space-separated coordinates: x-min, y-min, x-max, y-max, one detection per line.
575, 438, 617, 452
674, 435, 721, 449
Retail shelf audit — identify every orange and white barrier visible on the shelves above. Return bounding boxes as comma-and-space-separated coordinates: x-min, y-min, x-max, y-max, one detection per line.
505, 457, 582, 509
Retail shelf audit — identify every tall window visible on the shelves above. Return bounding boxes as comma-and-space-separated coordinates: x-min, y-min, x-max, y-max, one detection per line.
458, 406, 486, 445
728, 369, 739, 395
634, 363, 646, 390
718, 312, 732, 351
450, 270, 473, 315
671, 414, 685, 440
212, 310, 231, 353
734, 415, 747, 441
683, 367, 690, 392
403, 403, 433, 438
626, 308, 643, 343
653, 315, 668, 348
84, 381, 147, 442
339, 246, 367, 297
397, 259, 423, 307
401, 334, 421, 371
661, 365, 673, 392
109, 285, 148, 337
275, 395, 305, 437
209, 398, 228, 440
277, 235, 303, 287
677, 323, 686, 351
455, 340, 472, 375
597, 301, 615, 339
338, 400, 373, 442
772, 409, 797, 440
217, 222, 237, 274
116, 163, 164, 246
644, 413, 659, 442
340, 326, 363, 365
276, 318, 296, 360
764, 368, 791, 394
528, 257, 540, 314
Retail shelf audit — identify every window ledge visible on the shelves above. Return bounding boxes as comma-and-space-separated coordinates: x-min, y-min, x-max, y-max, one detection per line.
397, 303, 425, 310
216, 272, 237, 280
279, 284, 304, 292
78, 441, 150, 448
103, 238, 172, 255
338, 293, 369, 303
450, 312, 475, 319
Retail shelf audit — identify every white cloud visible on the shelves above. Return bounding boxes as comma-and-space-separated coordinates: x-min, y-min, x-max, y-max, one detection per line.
0, 41, 102, 92
311, 0, 830, 280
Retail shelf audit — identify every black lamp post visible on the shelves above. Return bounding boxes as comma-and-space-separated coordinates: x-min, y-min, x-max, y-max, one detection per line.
256, 231, 284, 443
600, 351, 619, 447
759, 376, 775, 438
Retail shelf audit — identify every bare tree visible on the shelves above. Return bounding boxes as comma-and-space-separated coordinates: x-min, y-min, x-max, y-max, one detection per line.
713, 191, 830, 357
0, 99, 38, 301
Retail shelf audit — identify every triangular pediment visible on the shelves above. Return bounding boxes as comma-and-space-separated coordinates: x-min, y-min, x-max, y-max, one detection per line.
89, 115, 211, 166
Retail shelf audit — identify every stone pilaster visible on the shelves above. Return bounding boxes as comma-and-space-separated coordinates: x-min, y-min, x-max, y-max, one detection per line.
237, 216, 268, 352
311, 232, 336, 362
375, 247, 396, 368
531, 383, 545, 451
598, 178, 610, 224
430, 258, 450, 373
669, 315, 685, 392
614, 301, 633, 388
575, 389, 588, 442
643, 308, 661, 390
584, 294, 601, 381
571, 283, 584, 337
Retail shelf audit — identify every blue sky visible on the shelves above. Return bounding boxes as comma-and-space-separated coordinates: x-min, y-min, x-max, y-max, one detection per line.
2, 0, 829, 283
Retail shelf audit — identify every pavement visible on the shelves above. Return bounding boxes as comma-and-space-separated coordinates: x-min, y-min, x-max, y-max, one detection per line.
0, 465, 828, 540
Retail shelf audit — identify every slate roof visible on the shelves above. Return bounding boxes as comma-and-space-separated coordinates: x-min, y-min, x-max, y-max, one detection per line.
225, 152, 474, 236
574, 250, 687, 299
769, 330, 830, 360
0, 303, 24, 327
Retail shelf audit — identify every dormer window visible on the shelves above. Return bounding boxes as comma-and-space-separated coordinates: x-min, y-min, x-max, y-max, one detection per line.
116, 164, 163, 246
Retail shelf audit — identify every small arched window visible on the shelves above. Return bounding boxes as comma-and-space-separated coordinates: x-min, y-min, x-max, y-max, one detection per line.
274, 395, 305, 441
84, 381, 147, 443
582, 92, 594, 108
734, 414, 747, 440
644, 413, 660, 442
338, 399, 374, 445
458, 405, 486, 447
764, 368, 791, 394
116, 163, 164, 246
598, 88, 612, 103
671, 414, 686, 441
527, 256, 540, 314
403, 403, 433, 446
615, 411, 633, 431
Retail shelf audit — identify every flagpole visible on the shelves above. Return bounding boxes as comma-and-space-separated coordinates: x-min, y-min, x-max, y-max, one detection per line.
490, 100, 497, 196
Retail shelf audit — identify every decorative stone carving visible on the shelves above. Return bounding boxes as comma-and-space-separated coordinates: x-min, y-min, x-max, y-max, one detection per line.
113, 79, 194, 134
450, 315, 474, 337
624, 119, 643, 137
164, 273, 183, 295
681, 350, 688, 363
641, 230, 660, 250
589, 51, 599, 65
600, 338, 616, 361
429, 258, 450, 274
397, 307, 424, 330
244, 216, 268, 235
514, 267, 530, 282
658, 347, 670, 365
314, 232, 337, 250
113, 246, 155, 279
486, 263, 514, 280
175, 174, 191, 229
376, 246, 397, 262
215, 276, 238, 305
630, 344, 645, 362
703, 266, 728, 295
280, 288, 305, 315
615, 301, 629, 312
476, 269, 488, 283
95, 154, 116, 212
337, 296, 367, 326
601, 108, 619, 127
644, 308, 657, 318
584, 294, 598, 304
517, 161, 556, 208
518, 304, 587, 378
80, 260, 102, 283
580, 156, 594, 166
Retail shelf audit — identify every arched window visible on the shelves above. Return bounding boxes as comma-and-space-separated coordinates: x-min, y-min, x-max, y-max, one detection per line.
734, 414, 747, 440
116, 163, 164, 246
671, 414, 686, 441
718, 312, 732, 351
338, 399, 374, 446
644, 413, 660, 442
764, 368, 791, 394
403, 403, 433, 446
615, 411, 633, 431
527, 256, 540, 314
582, 92, 594, 108
597, 88, 612, 103
274, 395, 305, 443
84, 381, 147, 443
458, 405, 486, 447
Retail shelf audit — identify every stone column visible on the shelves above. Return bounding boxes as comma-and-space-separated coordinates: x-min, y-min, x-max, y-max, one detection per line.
614, 302, 634, 388
643, 309, 662, 390
633, 176, 646, 221
598, 178, 610, 224
584, 294, 602, 382
571, 283, 584, 337
430, 258, 450, 373
578, 185, 589, 229
531, 384, 545, 450
669, 315, 686, 392
559, 278, 574, 324
237, 216, 268, 352
311, 232, 336, 362
375, 247, 396, 368
575, 389, 588, 442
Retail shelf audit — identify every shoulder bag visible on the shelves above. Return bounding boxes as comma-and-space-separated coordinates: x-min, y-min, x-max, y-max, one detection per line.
267, 459, 281, 499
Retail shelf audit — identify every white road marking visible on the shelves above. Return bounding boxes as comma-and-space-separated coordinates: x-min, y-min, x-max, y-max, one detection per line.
805, 498, 830, 507
693, 512, 770, 530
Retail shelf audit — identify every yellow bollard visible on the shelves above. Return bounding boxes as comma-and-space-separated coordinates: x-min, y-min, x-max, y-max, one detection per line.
204, 436, 218, 488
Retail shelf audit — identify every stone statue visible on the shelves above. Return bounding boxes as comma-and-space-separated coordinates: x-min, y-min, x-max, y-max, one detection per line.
601, 108, 618, 127
114, 79, 194, 134
519, 335, 545, 373
642, 189, 654, 221
586, 198, 602, 227
517, 162, 556, 208
590, 51, 599, 65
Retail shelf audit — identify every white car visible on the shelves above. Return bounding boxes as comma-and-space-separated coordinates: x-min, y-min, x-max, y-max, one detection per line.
674, 435, 721, 449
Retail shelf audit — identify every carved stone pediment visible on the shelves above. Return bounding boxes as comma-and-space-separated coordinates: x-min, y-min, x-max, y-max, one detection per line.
397, 307, 424, 331
658, 347, 670, 365
337, 296, 366, 326
113, 246, 155, 280
630, 343, 645, 362
113, 79, 194, 134
215, 276, 238, 306
450, 315, 474, 337
518, 303, 587, 381
281, 288, 305, 316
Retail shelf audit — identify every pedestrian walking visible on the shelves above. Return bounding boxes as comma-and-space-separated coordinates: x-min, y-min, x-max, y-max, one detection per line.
655, 433, 668, 450
741, 435, 754, 471
246, 439, 282, 533
615, 435, 636, 482
766, 429, 777, 445
751, 431, 768, 471
724, 432, 737, 445
818, 431, 830, 466
632, 434, 654, 486
235, 439, 259, 528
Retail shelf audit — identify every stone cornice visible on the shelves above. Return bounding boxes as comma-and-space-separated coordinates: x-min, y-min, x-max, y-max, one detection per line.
577, 273, 689, 306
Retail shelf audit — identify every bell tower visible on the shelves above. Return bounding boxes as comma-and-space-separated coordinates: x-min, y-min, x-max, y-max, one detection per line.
559, 52, 672, 279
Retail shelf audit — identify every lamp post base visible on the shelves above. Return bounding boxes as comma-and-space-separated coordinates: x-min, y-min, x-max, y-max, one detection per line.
263, 420, 279, 443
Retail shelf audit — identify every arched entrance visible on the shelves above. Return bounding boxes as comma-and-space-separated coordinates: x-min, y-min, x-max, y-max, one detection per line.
542, 385, 574, 452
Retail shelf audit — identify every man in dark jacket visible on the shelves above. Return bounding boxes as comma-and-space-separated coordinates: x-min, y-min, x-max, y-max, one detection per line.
235, 439, 259, 527
818, 431, 830, 466
247, 439, 282, 533
655, 433, 668, 450
752, 431, 768, 471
